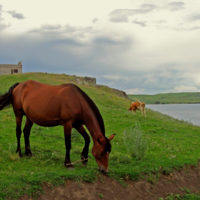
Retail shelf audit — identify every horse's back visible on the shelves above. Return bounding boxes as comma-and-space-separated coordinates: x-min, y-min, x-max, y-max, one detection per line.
12, 80, 82, 126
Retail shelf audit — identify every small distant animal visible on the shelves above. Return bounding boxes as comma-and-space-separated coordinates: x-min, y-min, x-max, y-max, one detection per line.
128, 98, 146, 117
0, 80, 116, 173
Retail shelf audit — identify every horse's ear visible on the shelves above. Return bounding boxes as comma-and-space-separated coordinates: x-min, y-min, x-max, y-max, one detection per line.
108, 134, 116, 141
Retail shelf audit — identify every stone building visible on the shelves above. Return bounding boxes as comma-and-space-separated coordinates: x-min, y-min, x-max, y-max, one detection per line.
0, 61, 22, 75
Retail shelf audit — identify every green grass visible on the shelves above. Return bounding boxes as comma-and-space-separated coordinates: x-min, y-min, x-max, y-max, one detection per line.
160, 192, 200, 200
0, 73, 200, 199
128, 93, 200, 104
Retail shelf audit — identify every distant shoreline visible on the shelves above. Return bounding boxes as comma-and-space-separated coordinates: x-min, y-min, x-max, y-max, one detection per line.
128, 93, 200, 104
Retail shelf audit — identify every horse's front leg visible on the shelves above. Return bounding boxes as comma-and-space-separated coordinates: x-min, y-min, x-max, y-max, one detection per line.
75, 125, 90, 166
15, 115, 23, 157
23, 117, 33, 156
144, 108, 146, 117
64, 123, 74, 170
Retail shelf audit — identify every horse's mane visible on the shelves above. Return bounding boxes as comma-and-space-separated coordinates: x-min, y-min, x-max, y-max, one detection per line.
72, 84, 105, 136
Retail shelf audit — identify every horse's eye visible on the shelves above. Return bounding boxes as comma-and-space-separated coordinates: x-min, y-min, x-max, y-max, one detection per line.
101, 153, 104, 156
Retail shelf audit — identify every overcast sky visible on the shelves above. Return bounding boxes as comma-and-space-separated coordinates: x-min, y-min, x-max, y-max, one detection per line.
0, 0, 200, 94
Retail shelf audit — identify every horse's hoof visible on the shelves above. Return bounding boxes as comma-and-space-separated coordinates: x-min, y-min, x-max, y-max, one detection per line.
25, 147, 32, 157
81, 157, 88, 166
82, 160, 88, 166
81, 155, 88, 166
25, 152, 32, 157
16, 151, 23, 157
66, 164, 75, 170
16, 149, 23, 157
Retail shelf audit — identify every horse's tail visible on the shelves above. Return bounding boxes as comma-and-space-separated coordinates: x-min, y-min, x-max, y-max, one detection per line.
134, 98, 141, 103
0, 83, 20, 110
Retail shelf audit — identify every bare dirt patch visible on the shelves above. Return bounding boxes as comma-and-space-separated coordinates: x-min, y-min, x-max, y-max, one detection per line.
19, 165, 200, 200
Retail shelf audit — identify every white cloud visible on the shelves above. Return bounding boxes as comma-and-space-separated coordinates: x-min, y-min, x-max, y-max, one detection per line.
125, 88, 145, 94
174, 86, 199, 92
7, 10, 25, 19
168, 2, 185, 11
109, 4, 157, 23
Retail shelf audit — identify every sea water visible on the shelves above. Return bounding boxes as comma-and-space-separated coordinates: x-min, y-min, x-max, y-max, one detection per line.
146, 104, 200, 127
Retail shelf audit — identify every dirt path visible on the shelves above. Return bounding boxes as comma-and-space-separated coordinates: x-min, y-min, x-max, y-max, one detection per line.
19, 165, 200, 200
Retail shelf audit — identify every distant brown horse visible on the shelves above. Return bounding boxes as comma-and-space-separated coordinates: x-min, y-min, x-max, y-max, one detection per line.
0, 80, 115, 172
128, 98, 146, 117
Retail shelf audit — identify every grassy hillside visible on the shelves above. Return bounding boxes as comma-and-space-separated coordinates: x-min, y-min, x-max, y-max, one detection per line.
0, 73, 200, 199
128, 93, 200, 104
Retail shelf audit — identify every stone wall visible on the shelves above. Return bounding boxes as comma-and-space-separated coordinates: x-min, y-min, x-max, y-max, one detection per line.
83, 76, 96, 84
0, 61, 22, 75
73, 75, 128, 99
75, 76, 96, 86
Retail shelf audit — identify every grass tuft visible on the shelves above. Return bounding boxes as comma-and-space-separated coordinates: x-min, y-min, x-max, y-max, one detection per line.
123, 123, 148, 160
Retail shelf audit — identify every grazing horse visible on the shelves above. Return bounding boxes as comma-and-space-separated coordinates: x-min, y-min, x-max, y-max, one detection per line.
0, 80, 115, 172
128, 98, 146, 117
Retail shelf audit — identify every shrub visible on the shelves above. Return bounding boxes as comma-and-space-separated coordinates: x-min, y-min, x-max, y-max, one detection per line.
123, 123, 148, 160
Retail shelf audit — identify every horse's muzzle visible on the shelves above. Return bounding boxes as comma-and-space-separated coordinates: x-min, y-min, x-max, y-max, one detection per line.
98, 166, 108, 173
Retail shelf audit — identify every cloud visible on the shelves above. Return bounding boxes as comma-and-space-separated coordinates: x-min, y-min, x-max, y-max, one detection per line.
0, 26, 133, 76
0, 5, 11, 30
93, 37, 123, 45
0, 22, 10, 31
40, 24, 62, 30
154, 20, 167, 24
109, 10, 130, 22
172, 26, 200, 31
188, 14, 200, 22
7, 10, 25, 20
132, 20, 146, 27
98, 66, 200, 95
30, 24, 68, 34
0, 30, 199, 95
168, 2, 185, 11
92, 18, 99, 23
2, 21, 198, 95
109, 4, 157, 23
125, 88, 145, 94
140, 4, 157, 13
174, 86, 199, 92
30, 24, 94, 39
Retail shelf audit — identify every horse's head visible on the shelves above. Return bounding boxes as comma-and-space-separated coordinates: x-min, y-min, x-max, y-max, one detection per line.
92, 134, 116, 173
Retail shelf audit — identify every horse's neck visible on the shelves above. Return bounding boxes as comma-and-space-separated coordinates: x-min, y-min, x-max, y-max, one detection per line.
85, 117, 103, 140
77, 91, 105, 141
83, 109, 104, 141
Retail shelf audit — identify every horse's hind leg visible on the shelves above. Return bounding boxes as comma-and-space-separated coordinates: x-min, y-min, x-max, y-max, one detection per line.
23, 117, 33, 156
75, 125, 90, 166
15, 114, 23, 157
63, 123, 74, 169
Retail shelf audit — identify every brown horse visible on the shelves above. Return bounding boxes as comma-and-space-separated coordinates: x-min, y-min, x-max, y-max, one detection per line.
0, 80, 115, 172
128, 98, 146, 117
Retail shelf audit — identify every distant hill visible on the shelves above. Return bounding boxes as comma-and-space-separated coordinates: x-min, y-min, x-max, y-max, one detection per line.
128, 92, 200, 104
